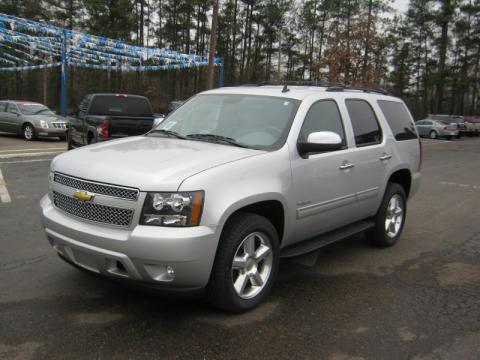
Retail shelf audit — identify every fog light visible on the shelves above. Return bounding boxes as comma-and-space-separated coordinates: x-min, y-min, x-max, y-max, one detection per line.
166, 265, 175, 278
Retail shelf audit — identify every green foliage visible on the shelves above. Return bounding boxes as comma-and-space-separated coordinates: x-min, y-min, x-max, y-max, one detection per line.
0, 0, 479, 116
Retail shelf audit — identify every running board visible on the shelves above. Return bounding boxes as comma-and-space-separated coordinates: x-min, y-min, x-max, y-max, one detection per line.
280, 220, 375, 258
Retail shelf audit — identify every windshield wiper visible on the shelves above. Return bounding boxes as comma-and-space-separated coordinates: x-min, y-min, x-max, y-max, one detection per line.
186, 133, 249, 148
149, 129, 187, 139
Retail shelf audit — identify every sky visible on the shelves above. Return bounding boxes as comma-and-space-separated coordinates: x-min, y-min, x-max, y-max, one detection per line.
391, 0, 410, 14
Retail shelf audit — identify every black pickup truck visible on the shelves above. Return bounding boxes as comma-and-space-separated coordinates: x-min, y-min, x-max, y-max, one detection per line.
67, 93, 155, 149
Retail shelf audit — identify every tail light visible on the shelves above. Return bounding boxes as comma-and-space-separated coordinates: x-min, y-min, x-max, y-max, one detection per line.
417, 138, 423, 172
99, 117, 110, 139
443, 126, 448, 131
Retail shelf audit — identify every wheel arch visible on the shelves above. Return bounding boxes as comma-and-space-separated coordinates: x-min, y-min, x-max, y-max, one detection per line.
219, 198, 286, 245
387, 168, 412, 198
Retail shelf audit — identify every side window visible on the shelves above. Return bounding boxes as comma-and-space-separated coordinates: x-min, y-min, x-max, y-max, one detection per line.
377, 100, 418, 141
345, 99, 382, 147
78, 96, 91, 118
416, 121, 424, 125
7, 103, 18, 114
425, 120, 433, 126
0, 102, 6, 112
299, 100, 346, 147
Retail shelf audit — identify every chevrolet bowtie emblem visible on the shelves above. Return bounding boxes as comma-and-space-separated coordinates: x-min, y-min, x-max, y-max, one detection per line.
73, 190, 94, 203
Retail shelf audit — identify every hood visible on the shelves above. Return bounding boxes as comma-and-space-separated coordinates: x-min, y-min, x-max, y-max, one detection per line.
24, 114, 65, 122
51, 136, 262, 191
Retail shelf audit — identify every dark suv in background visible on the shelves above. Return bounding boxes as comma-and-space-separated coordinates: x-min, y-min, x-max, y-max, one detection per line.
67, 93, 155, 149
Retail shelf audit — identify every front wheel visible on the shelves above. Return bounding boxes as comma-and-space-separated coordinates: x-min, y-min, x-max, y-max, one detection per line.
23, 123, 36, 141
207, 212, 279, 312
429, 130, 438, 139
366, 183, 407, 247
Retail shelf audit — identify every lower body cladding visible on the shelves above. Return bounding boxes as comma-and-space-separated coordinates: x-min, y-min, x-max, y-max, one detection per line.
40, 195, 220, 291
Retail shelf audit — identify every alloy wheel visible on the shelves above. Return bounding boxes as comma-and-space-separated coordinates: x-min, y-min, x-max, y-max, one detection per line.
24, 125, 34, 140
385, 194, 404, 238
231, 231, 273, 299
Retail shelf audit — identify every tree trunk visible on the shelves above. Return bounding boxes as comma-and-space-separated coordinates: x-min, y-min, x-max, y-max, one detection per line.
230, 0, 238, 83
435, 0, 452, 113
206, 0, 219, 90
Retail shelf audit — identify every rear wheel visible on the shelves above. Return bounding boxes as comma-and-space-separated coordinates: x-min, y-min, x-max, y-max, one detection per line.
207, 212, 279, 312
87, 133, 96, 145
23, 123, 36, 141
429, 130, 437, 139
366, 183, 406, 247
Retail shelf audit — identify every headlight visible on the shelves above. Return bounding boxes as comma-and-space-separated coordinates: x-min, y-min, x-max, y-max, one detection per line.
40, 120, 49, 128
141, 191, 204, 227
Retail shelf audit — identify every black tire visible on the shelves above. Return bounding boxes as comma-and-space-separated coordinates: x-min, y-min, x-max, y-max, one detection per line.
207, 212, 280, 312
366, 183, 407, 247
23, 123, 37, 141
429, 130, 437, 139
59, 135, 67, 141
446, 135, 452, 140
87, 133, 96, 145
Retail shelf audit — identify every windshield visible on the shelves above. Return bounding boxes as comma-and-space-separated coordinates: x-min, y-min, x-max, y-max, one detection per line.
18, 103, 54, 115
150, 94, 300, 150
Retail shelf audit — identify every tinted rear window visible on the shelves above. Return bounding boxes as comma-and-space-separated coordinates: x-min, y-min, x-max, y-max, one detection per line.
345, 99, 382, 146
378, 100, 418, 141
89, 96, 152, 116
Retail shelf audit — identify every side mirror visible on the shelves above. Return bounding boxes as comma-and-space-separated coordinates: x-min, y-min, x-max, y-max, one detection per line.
297, 131, 343, 157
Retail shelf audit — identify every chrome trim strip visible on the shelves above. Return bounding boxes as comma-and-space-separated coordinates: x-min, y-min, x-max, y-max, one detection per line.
356, 187, 380, 201
54, 172, 140, 201
297, 193, 356, 219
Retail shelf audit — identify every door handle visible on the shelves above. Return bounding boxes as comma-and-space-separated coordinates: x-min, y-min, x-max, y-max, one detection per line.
339, 162, 355, 170
379, 154, 392, 161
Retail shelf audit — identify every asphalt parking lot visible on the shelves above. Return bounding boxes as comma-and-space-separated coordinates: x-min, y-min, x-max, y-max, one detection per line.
0, 136, 479, 359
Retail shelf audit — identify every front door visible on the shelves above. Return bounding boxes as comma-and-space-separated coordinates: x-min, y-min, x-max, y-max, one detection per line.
290, 99, 358, 244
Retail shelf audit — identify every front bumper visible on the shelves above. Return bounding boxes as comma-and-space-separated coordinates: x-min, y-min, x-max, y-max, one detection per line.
36, 127, 67, 138
40, 195, 220, 290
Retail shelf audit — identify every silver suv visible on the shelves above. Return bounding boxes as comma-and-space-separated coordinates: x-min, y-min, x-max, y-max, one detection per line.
40, 84, 422, 312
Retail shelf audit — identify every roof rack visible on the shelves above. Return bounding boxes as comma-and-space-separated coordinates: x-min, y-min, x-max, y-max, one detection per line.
255, 81, 392, 96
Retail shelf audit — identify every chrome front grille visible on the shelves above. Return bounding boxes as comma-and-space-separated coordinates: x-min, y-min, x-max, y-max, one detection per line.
52, 122, 67, 129
54, 173, 139, 200
53, 191, 134, 226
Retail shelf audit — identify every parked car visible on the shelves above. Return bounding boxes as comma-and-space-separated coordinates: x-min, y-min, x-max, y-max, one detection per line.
41, 84, 421, 312
464, 116, 480, 136
426, 114, 465, 138
0, 100, 68, 141
415, 119, 459, 139
67, 93, 155, 149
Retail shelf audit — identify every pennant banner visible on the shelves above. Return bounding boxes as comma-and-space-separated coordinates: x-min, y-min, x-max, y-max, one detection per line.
0, 12, 221, 73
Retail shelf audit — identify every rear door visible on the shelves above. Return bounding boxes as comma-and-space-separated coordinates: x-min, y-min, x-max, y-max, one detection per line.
340, 98, 389, 218
4, 102, 20, 133
0, 101, 8, 132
